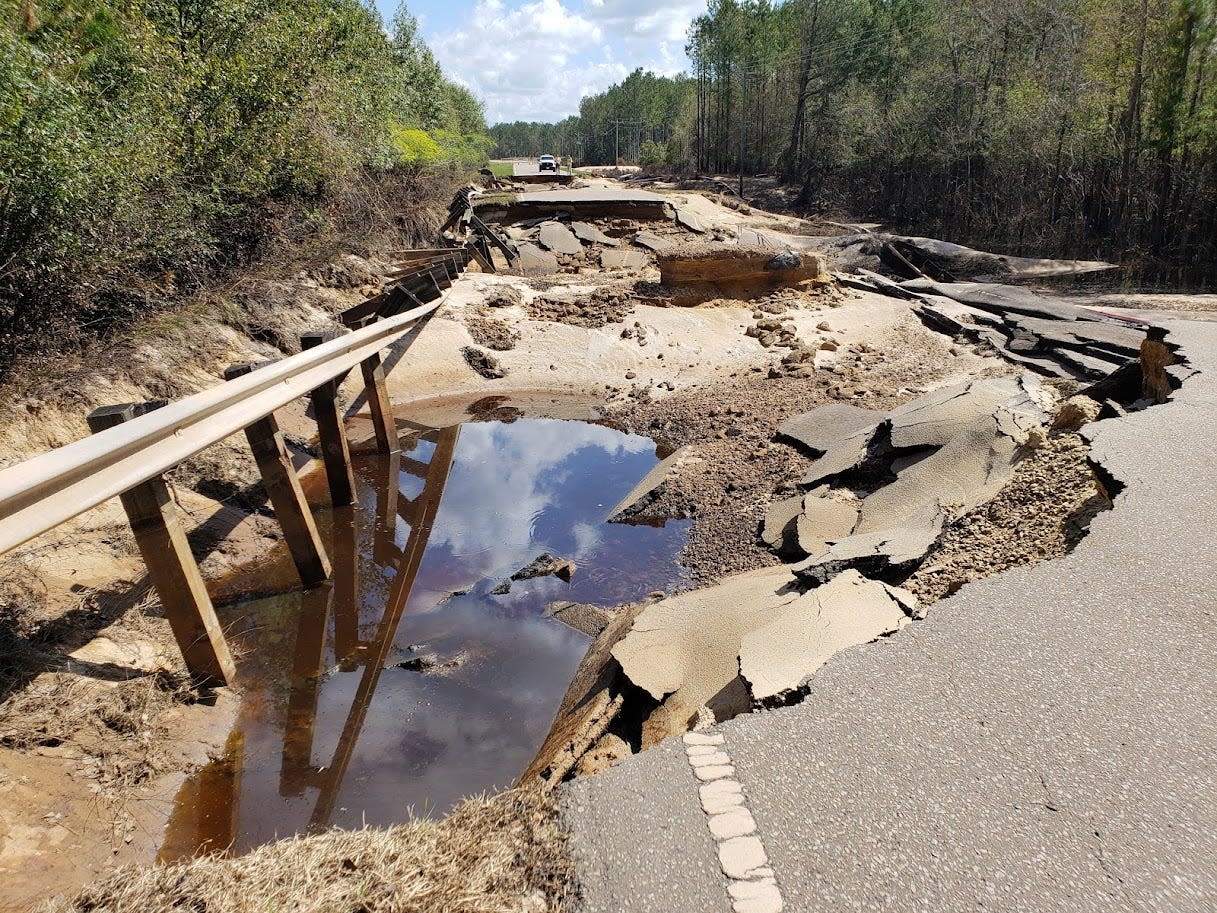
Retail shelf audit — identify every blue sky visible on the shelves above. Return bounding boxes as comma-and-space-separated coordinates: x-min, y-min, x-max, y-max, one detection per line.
374, 1, 705, 125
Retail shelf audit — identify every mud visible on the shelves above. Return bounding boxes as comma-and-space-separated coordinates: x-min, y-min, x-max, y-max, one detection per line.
528, 287, 637, 329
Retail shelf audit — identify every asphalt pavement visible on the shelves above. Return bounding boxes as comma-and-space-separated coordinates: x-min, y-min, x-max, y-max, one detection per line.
561, 317, 1217, 913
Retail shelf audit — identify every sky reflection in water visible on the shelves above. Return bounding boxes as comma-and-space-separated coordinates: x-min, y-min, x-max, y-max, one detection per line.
162, 417, 690, 857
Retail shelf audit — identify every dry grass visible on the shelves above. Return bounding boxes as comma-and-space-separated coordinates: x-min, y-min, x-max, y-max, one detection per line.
0, 670, 193, 788
45, 787, 575, 913
0, 574, 197, 791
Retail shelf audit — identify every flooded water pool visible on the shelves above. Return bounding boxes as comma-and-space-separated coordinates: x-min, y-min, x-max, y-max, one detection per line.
160, 414, 690, 858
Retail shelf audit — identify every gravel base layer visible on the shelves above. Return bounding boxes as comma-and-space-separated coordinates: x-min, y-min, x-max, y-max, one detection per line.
903, 430, 1108, 604
604, 318, 969, 583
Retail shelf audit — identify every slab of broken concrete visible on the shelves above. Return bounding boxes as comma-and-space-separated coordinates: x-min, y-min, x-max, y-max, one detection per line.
739, 570, 919, 701
571, 221, 619, 246
609, 565, 801, 747
609, 445, 700, 523
537, 222, 583, 256
774, 374, 1050, 582
514, 242, 558, 276
600, 249, 649, 271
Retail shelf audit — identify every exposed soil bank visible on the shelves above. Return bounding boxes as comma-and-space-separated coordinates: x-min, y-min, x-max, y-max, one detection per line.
0, 243, 449, 907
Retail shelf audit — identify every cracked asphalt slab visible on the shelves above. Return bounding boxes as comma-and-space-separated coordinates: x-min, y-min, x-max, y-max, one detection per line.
560, 319, 1217, 912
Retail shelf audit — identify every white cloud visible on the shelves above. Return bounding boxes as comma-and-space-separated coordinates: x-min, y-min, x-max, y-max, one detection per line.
424, 419, 650, 578
428, 0, 701, 123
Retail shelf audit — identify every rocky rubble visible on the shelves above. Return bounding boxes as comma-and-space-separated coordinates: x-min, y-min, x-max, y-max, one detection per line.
490, 552, 576, 595
775, 375, 1050, 582
845, 271, 1152, 382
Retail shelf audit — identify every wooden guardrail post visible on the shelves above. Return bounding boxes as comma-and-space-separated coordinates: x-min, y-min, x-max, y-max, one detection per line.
301, 330, 358, 507
224, 363, 331, 587
359, 352, 398, 455
86, 403, 235, 687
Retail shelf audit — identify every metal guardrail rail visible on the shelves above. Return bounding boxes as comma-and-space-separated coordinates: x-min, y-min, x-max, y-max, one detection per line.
0, 298, 438, 554
0, 242, 474, 686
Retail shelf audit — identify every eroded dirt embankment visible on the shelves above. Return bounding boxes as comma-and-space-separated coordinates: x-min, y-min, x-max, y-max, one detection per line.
0, 247, 445, 907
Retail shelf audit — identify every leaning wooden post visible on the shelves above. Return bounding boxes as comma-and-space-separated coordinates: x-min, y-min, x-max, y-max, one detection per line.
225, 363, 331, 587
359, 350, 398, 455
86, 403, 235, 687
300, 330, 357, 507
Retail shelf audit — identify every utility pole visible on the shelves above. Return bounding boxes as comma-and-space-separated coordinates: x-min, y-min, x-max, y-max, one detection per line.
615, 119, 620, 166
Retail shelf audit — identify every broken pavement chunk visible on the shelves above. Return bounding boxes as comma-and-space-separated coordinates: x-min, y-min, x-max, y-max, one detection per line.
778, 403, 884, 454
793, 501, 947, 585
571, 221, 619, 246
886, 374, 1045, 450
609, 445, 700, 523
794, 495, 861, 557
600, 249, 649, 271
760, 495, 804, 551
515, 242, 558, 276
611, 565, 800, 746
800, 431, 879, 487
548, 600, 615, 637
675, 208, 705, 233
739, 570, 919, 701
538, 222, 583, 256
633, 231, 675, 252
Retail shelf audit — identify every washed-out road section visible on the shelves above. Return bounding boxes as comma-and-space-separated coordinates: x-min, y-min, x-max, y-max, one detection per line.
562, 317, 1217, 913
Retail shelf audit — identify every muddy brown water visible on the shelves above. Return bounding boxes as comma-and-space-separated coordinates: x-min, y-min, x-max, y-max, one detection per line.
160, 415, 690, 859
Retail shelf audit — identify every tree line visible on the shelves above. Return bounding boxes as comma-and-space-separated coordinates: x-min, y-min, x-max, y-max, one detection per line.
493, 0, 1217, 284
0, 1, 490, 375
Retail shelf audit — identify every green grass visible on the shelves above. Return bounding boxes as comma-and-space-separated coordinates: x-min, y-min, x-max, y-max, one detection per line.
486, 161, 514, 177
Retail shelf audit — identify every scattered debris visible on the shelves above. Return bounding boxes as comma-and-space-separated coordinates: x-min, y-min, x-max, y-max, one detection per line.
527, 287, 635, 329
461, 346, 507, 379
394, 651, 467, 675
491, 553, 576, 595
483, 286, 524, 309
466, 314, 520, 351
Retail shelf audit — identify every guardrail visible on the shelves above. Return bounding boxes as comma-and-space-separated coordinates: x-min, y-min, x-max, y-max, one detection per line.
0, 244, 473, 686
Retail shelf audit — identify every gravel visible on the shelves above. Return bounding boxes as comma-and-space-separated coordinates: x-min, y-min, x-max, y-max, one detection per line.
605, 318, 964, 582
